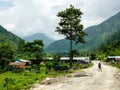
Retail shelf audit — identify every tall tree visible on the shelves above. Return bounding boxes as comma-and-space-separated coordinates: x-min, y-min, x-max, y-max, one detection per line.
56, 5, 87, 68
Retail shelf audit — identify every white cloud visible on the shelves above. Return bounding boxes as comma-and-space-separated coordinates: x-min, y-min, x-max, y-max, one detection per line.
3, 23, 15, 30
0, 0, 120, 40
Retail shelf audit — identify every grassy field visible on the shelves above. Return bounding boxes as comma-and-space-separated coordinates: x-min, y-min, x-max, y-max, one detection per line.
0, 63, 93, 90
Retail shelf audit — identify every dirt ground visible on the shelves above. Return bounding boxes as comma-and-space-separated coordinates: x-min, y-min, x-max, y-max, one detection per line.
30, 61, 120, 90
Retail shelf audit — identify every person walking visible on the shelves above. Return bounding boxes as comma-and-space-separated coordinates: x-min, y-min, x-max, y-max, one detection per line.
98, 62, 102, 72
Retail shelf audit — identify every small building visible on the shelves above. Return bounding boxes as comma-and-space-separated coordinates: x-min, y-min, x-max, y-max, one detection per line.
107, 56, 120, 63
9, 59, 31, 69
60, 57, 90, 63
9, 62, 26, 69
18, 59, 31, 65
46, 57, 90, 63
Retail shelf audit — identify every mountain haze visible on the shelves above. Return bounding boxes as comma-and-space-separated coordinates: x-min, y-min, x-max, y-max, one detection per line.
45, 12, 120, 54
23, 33, 55, 47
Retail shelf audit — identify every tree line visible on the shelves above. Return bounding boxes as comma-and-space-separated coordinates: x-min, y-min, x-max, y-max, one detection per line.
0, 39, 44, 72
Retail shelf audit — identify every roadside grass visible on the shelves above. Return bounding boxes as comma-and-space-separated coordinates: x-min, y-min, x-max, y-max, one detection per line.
0, 67, 72, 90
0, 70, 47, 90
0, 62, 93, 90
109, 62, 120, 68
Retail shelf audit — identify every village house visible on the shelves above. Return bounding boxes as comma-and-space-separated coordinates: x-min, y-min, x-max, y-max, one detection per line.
107, 56, 120, 63
46, 57, 90, 63
9, 59, 31, 70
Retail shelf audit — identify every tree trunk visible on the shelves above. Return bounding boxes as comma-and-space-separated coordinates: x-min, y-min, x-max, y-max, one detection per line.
70, 39, 73, 68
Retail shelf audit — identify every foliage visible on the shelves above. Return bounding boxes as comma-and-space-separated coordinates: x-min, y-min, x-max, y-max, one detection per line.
90, 53, 97, 60
55, 5, 86, 67
88, 29, 120, 61
0, 43, 14, 70
24, 40, 44, 59
109, 62, 120, 68
45, 61, 52, 74
17, 39, 26, 58
45, 54, 61, 74
16, 40, 44, 62
76, 63, 93, 69
23, 40, 44, 72
98, 29, 120, 56
56, 5, 86, 44
0, 71, 47, 90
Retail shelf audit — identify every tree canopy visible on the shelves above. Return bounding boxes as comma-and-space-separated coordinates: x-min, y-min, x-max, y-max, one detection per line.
56, 5, 87, 68
0, 43, 14, 69
56, 5, 86, 44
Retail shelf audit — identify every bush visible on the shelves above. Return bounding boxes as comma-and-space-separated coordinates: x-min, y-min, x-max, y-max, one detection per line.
109, 62, 120, 68
3, 77, 16, 90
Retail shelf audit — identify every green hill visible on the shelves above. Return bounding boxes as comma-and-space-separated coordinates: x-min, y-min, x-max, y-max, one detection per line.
0, 25, 22, 49
45, 12, 120, 54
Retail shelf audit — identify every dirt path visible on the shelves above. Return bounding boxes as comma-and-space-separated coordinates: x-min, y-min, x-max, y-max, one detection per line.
30, 61, 120, 90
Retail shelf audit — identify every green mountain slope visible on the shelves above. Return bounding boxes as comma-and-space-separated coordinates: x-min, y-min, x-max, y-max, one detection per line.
45, 12, 120, 54
0, 25, 22, 49
82, 12, 120, 50
99, 29, 120, 55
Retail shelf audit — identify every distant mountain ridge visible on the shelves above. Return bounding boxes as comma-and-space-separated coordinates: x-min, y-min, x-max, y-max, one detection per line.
45, 12, 120, 54
23, 33, 55, 47
0, 25, 22, 48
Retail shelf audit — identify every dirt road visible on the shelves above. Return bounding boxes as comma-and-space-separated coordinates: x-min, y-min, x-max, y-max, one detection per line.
30, 61, 120, 90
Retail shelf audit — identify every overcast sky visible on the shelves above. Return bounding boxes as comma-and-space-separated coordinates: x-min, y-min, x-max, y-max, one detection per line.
0, 0, 120, 40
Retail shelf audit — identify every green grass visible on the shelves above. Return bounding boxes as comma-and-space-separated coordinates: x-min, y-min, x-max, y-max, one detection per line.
0, 72, 46, 90
0, 67, 71, 90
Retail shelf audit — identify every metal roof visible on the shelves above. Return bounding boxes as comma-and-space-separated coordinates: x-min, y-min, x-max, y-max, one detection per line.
9, 62, 26, 66
108, 56, 120, 58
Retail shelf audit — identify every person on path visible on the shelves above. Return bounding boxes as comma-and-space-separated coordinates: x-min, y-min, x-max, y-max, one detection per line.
98, 62, 102, 72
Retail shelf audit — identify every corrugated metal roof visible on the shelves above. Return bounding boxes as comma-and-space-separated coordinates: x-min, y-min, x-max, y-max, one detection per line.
108, 56, 120, 58
9, 62, 26, 66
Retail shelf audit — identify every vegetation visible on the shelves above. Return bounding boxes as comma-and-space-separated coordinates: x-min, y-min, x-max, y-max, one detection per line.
98, 29, 120, 56
109, 62, 120, 68
0, 67, 64, 90
87, 29, 120, 61
0, 43, 14, 72
56, 5, 86, 68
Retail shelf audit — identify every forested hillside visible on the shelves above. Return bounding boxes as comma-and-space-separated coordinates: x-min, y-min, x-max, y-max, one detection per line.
0, 25, 22, 49
99, 29, 120, 55
45, 12, 120, 54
